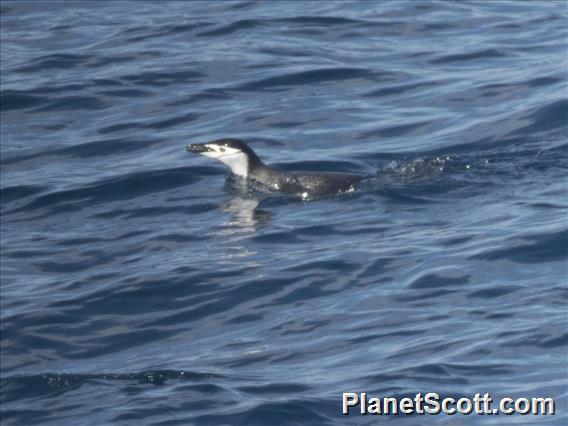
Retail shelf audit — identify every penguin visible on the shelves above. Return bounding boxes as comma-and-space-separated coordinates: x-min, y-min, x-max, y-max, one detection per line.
187, 138, 364, 198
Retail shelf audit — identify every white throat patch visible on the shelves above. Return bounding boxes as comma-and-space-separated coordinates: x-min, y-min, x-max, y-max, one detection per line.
201, 144, 249, 178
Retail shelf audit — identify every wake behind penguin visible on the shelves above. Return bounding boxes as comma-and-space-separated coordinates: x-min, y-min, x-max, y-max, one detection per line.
186, 138, 366, 200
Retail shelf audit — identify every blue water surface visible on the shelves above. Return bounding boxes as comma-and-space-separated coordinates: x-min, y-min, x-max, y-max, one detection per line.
1, 1, 567, 424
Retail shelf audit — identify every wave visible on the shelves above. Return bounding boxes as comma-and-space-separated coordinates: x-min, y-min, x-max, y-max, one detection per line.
234, 67, 383, 91
2, 167, 207, 216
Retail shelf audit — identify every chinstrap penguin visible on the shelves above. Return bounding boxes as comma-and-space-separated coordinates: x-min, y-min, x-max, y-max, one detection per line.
186, 138, 364, 198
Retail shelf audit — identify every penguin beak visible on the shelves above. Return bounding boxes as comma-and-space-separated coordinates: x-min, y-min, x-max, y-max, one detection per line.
186, 143, 213, 153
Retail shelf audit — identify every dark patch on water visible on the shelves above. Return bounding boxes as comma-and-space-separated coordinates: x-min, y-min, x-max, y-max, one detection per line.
429, 48, 507, 64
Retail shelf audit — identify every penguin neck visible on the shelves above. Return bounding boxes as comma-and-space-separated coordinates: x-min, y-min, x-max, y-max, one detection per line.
248, 161, 295, 190
247, 160, 272, 182
227, 147, 293, 187
239, 148, 275, 181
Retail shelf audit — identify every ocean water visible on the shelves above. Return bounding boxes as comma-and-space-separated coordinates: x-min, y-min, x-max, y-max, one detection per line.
1, 1, 567, 424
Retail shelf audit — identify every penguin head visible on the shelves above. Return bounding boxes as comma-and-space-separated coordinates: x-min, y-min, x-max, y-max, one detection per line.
187, 138, 260, 178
